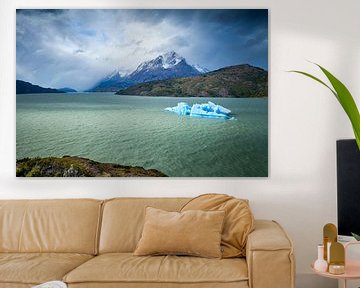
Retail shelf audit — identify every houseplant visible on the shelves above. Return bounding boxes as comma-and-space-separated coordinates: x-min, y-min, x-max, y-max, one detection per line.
290, 63, 360, 150
352, 233, 360, 241
291, 64, 360, 241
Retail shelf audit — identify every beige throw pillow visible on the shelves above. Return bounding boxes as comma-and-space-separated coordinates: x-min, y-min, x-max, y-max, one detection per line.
134, 207, 225, 258
181, 193, 255, 258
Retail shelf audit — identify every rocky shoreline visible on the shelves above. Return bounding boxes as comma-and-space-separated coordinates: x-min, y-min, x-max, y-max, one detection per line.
16, 156, 167, 177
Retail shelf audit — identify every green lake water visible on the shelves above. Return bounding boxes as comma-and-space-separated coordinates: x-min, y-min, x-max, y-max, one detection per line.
16, 93, 268, 177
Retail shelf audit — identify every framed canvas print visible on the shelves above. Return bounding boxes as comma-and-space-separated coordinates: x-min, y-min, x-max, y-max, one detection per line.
16, 9, 268, 177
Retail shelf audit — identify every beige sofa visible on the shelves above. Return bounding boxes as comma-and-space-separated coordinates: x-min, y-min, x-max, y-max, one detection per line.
0, 198, 295, 288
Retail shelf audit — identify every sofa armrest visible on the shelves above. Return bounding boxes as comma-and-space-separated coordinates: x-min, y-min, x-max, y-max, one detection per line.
246, 220, 295, 288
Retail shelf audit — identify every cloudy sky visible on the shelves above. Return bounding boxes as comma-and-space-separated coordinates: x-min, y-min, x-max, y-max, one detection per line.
16, 9, 268, 91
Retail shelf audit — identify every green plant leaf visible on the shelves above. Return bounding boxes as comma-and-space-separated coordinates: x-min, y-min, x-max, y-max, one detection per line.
351, 232, 360, 241
289, 64, 360, 150
289, 70, 337, 98
316, 65, 360, 147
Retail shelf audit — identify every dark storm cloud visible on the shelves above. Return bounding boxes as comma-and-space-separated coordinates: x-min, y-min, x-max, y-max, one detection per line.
16, 9, 65, 15
16, 9, 268, 91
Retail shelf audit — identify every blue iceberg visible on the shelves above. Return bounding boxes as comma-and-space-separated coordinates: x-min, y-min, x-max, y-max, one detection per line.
164, 102, 191, 116
165, 101, 233, 120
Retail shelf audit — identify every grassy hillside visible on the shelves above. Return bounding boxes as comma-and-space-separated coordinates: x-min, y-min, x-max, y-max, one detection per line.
16, 156, 166, 177
16, 80, 62, 94
116, 64, 267, 98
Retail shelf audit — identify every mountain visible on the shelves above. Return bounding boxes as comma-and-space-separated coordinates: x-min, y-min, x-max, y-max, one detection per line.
192, 64, 210, 74
90, 51, 207, 92
116, 64, 267, 98
128, 51, 202, 83
90, 71, 134, 92
16, 80, 62, 94
58, 87, 77, 93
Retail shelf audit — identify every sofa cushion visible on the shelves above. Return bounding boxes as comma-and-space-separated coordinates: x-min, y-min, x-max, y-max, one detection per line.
0, 253, 93, 285
99, 198, 190, 253
181, 194, 254, 258
0, 199, 102, 254
134, 207, 225, 258
63, 253, 248, 284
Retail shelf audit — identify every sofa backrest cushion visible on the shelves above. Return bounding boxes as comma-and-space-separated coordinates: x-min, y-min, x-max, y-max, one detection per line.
99, 198, 189, 253
0, 199, 102, 254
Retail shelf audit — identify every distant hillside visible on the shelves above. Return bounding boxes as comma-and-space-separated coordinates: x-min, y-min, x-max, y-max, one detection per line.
90, 75, 134, 92
58, 87, 77, 93
16, 80, 62, 94
116, 64, 267, 98
16, 156, 166, 177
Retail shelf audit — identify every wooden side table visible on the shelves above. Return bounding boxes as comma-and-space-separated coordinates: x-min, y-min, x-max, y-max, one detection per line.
311, 242, 360, 288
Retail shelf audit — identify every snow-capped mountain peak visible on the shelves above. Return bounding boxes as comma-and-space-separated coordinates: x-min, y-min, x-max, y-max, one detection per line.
192, 64, 210, 73
105, 69, 127, 80
161, 51, 185, 69
91, 51, 209, 92
133, 51, 186, 73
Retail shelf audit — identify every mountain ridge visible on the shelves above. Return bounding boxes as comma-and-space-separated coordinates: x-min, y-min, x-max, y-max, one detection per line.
115, 64, 268, 98
90, 51, 208, 92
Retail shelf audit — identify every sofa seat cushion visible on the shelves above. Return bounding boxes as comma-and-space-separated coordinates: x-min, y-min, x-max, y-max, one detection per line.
64, 253, 248, 285
0, 253, 93, 285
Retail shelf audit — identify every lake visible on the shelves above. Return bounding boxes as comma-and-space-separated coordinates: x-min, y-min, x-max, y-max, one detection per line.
16, 93, 268, 177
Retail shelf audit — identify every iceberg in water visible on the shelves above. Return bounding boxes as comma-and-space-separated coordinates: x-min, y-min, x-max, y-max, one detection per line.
164, 102, 191, 116
165, 101, 233, 120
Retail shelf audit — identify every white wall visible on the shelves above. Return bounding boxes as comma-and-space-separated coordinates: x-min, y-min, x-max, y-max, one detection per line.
1, 0, 359, 287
